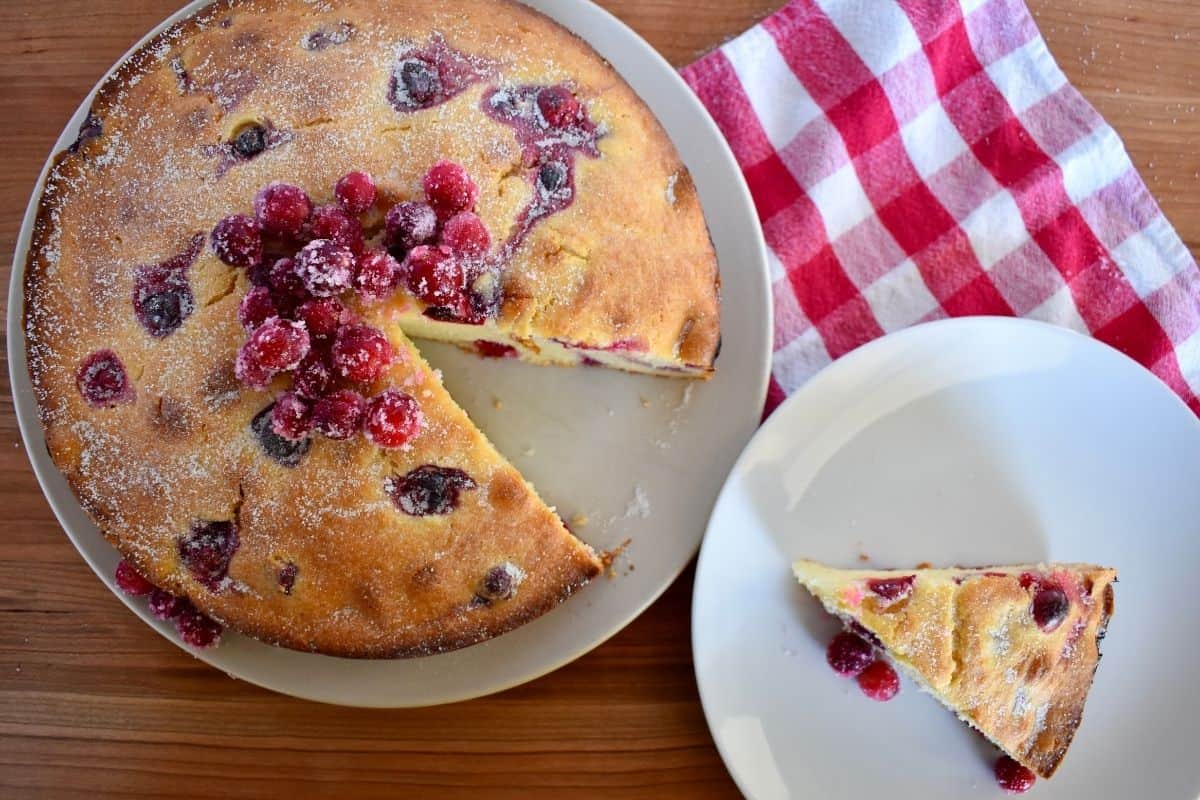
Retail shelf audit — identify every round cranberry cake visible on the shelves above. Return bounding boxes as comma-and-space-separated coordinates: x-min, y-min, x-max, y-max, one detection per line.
24, 0, 720, 657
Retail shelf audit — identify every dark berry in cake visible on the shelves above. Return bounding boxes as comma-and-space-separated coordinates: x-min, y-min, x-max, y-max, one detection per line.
867, 575, 915, 603
404, 245, 463, 306
251, 403, 311, 467
538, 161, 568, 193
364, 390, 423, 449
856, 660, 900, 701
238, 286, 278, 331
133, 234, 203, 337
295, 239, 356, 297
313, 389, 367, 440
254, 182, 312, 239
422, 160, 478, 221
440, 211, 490, 257
68, 113, 103, 153
76, 349, 134, 408
309, 205, 365, 255
397, 59, 438, 106
479, 562, 522, 601
536, 86, 580, 128
385, 200, 438, 253
178, 520, 239, 590
115, 559, 154, 596
302, 20, 355, 51
267, 257, 308, 302
292, 350, 333, 400
331, 323, 392, 382
994, 755, 1036, 794
235, 344, 276, 389
385, 465, 476, 516
1033, 586, 1069, 633
271, 391, 313, 441
278, 562, 298, 594
175, 601, 224, 648
246, 317, 310, 371
148, 588, 184, 619
231, 123, 267, 159
475, 340, 518, 359
355, 250, 400, 303
335, 170, 376, 215
211, 214, 263, 268
826, 631, 874, 677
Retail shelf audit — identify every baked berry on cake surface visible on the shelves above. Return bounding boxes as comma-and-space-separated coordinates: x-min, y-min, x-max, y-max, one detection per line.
793, 560, 1116, 780
22, 0, 722, 657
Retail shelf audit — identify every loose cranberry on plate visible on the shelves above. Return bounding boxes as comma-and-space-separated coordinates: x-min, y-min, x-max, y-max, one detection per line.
404, 245, 463, 306
313, 389, 367, 440
114, 559, 154, 596
364, 389, 423, 449
826, 630, 874, 677
331, 323, 393, 382
211, 214, 263, 267
440, 211, 491, 257
856, 660, 900, 701
334, 170, 377, 215
246, 317, 310, 371
385, 200, 438, 252
148, 588, 184, 620
994, 755, 1036, 794
175, 602, 223, 648
254, 182, 312, 239
422, 160, 478, 221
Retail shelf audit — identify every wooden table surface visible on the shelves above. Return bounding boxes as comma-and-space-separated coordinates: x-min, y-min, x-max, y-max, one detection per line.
1, 1, 1196, 797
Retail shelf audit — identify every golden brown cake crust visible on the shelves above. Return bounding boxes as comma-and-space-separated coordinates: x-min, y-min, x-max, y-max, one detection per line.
794, 561, 1116, 778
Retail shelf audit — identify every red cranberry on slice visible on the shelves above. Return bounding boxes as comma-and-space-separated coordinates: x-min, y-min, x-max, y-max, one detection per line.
211, 214, 263, 268
856, 660, 900, 701
254, 182, 312, 239
335, 170, 376, 215
267, 257, 308, 302
364, 390, 423, 449
271, 391, 313, 441
422, 160, 478, 221
331, 323, 392, 382
235, 343, 276, 389
994, 755, 1036, 794
309, 204, 365, 254
1019, 572, 1039, 589
826, 631, 874, 677
384, 465, 476, 516
440, 211, 491, 257
384, 200, 438, 252
403, 245, 463, 306
115, 559, 154, 596
1032, 586, 1069, 633
355, 250, 401, 303
295, 239, 356, 298
76, 349, 134, 408
174, 601, 223, 648
475, 340, 518, 359
178, 520, 239, 590
148, 588, 185, 619
313, 388, 367, 440
536, 86, 580, 128
247, 317, 310, 371
294, 297, 345, 341
238, 286, 278, 331
292, 350, 333, 400
866, 575, 915, 603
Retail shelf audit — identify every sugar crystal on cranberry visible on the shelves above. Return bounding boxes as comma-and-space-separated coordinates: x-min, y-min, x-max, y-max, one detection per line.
294, 297, 344, 341
148, 588, 184, 619
292, 350, 333, 400
440, 211, 491, 257
211, 214, 263, 267
271, 391, 313, 441
364, 390, 423, 449
313, 389, 367, 440
247, 317, 310, 371
235, 343, 276, 389
385, 200, 438, 254
295, 238, 356, 297
334, 170, 376, 215
478, 562, 524, 601
422, 160, 478, 221
115, 559, 154, 596
331, 323, 392, 382
231, 124, 267, 159
309, 204, 365, 254
254, 182, 312, 239
175, 602, 223, 648
355, 250, 400, 303
237, 286, 277, 331
403, 245, 463, 306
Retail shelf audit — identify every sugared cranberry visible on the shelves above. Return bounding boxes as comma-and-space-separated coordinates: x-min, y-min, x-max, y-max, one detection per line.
384, 200, 438, 252
294, 239, 356, 297
294, 297, 344, 341
867, 575, 915, 603
1032, 586, 1069, 633
826, 631, 875, 677
335, 170, 376, 215
175, 601, 223, 647
211, 214, 262, 267
536, 86, 580, 127
385, 465, 476, 516
148, 588, 184, 619
474, 340, 518, 359
422, 160, 478, 221
403, 245, 463, 306
254, 182, 312, 239
178, 520, 239, 590
115, 559, 154, 596
994, 755, 1036, 794
355, 250, 400, 302
231, 124, 267, 159
235, 344, 276, 389
246, 317, 310, 371
479, 562, 522, 601
308, 205, 364, 254
251, 403, 311, 467
267, 257, 308, 302
364, 390, 423, 449
237, 286, 278, 331
856, 660, 900, 701
292, 350, 333, 400
76, 349, 134, 408
271, 391, 313, 441
312, 389, 367, 440
440, 211, 491, 257
331, 323, 392, 382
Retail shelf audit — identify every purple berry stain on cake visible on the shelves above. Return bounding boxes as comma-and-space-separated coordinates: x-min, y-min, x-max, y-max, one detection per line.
481, 84, 602, 255
133, 233, 204, 337
385, 465, 476, 516
204, 120, 293, 177
76, 349, 135, 408
67, 113, 102, 154
303, 21, 355, 50
251, 403, 312, 468
179, 520, 239, 590
388, 33, 489, 113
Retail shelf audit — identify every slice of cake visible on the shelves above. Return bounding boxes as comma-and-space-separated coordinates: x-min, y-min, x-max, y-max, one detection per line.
793, 559, 1116, 778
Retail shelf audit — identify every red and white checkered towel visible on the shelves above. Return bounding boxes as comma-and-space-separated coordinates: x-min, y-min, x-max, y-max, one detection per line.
682, 0, 1200, 416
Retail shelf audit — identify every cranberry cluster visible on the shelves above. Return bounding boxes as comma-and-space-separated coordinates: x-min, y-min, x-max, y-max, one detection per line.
825, 628, 900, 702
211, 168, 459, 450
115, 559, 222, 648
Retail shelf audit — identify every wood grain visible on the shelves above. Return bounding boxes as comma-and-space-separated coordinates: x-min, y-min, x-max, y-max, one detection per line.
0, 1, 1196, 797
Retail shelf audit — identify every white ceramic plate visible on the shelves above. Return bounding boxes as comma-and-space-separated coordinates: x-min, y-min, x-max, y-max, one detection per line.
7, 0, 770, 706
693, 317, 1200, 799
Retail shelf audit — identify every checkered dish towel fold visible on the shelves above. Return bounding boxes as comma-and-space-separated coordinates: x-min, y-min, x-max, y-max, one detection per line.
682, 0, 1200, 416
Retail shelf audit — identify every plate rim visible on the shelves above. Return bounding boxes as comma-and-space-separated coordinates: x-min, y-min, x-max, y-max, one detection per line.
7, 0, 772, 706
690, 316, 1200, 797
